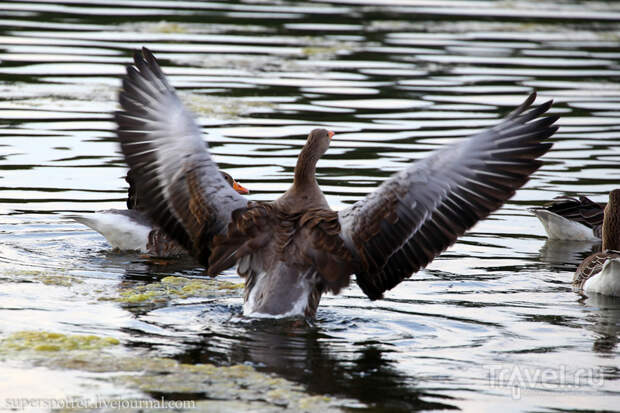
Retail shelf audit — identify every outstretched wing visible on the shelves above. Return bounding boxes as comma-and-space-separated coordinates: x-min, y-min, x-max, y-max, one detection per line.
115, 48, 247, 265
338, 93, 558, 299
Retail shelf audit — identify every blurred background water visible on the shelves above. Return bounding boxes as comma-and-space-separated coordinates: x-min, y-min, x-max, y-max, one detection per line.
1, 0, 619, 411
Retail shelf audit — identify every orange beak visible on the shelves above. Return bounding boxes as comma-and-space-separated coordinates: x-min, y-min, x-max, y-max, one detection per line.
328, 130, 335, 140
233, 180, 250, 195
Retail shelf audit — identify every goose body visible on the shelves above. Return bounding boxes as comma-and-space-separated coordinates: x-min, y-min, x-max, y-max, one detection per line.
69, 171, 247, 256
579, 253, 620, 296
115, 48, 558, 318
574, 190, 620, 297
530, 196, 604, 240
70, 209, 153, 252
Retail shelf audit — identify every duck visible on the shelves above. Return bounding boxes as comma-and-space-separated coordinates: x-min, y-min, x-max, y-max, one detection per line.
115, 48, 558, 318
573, 189, 620, 296
69, 170, 248, 256
529, 195, 604, 241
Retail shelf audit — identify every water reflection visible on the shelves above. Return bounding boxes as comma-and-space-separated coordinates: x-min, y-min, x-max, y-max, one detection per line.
537, 240, 600, 272
579, 294, 620, 354
177, 319, 460, 412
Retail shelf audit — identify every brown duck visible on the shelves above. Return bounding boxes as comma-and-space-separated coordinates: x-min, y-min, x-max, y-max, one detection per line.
116, 48, 558, 318
573, 189, 620, 296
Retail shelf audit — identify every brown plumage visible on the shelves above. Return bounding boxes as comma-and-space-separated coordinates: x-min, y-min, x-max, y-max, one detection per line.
115, 48, 559, 318
69, 169, 248, 256
573, 251, 620, 289
208, 202, 355, 317
124, 169, 248, 257
573, 189, 620, 294
127, 170, 246, 211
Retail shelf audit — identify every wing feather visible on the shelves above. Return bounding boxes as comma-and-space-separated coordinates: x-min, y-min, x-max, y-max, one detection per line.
115, 47, 247, 265
339, 93, 558, 299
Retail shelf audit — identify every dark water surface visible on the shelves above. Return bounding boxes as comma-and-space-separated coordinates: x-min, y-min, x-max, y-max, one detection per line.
1, 1, 620, 411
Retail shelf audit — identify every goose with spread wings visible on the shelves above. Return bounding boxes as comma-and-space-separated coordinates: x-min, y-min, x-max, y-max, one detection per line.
116, 48, 558, 318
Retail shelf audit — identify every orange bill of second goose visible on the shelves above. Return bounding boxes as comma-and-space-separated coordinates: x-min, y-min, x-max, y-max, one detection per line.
116, 48, 559, 318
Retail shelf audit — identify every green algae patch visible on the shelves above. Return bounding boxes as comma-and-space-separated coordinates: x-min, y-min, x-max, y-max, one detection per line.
1, 336, 348, 412
118, 290, 159, 303
17, 351, 347, 411
1, 268, 83, 287
3, 268, 45, 277
111, 358, 343, 411
175, 35, 358, 74
138, 21, 187, 34
119, 21, 270, 34
1, 331, 119, 352
116, 276, 243, 306
301, 45, 347, 58
299, 395, 333, 410
40, 275, 83, 287
183, 93, 276, 118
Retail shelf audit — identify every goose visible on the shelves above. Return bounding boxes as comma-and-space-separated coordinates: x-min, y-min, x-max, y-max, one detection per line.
573, 189, 620, 296
69, 170, 248, 256
115, 48, 558, 318
529, 195, 604, 241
